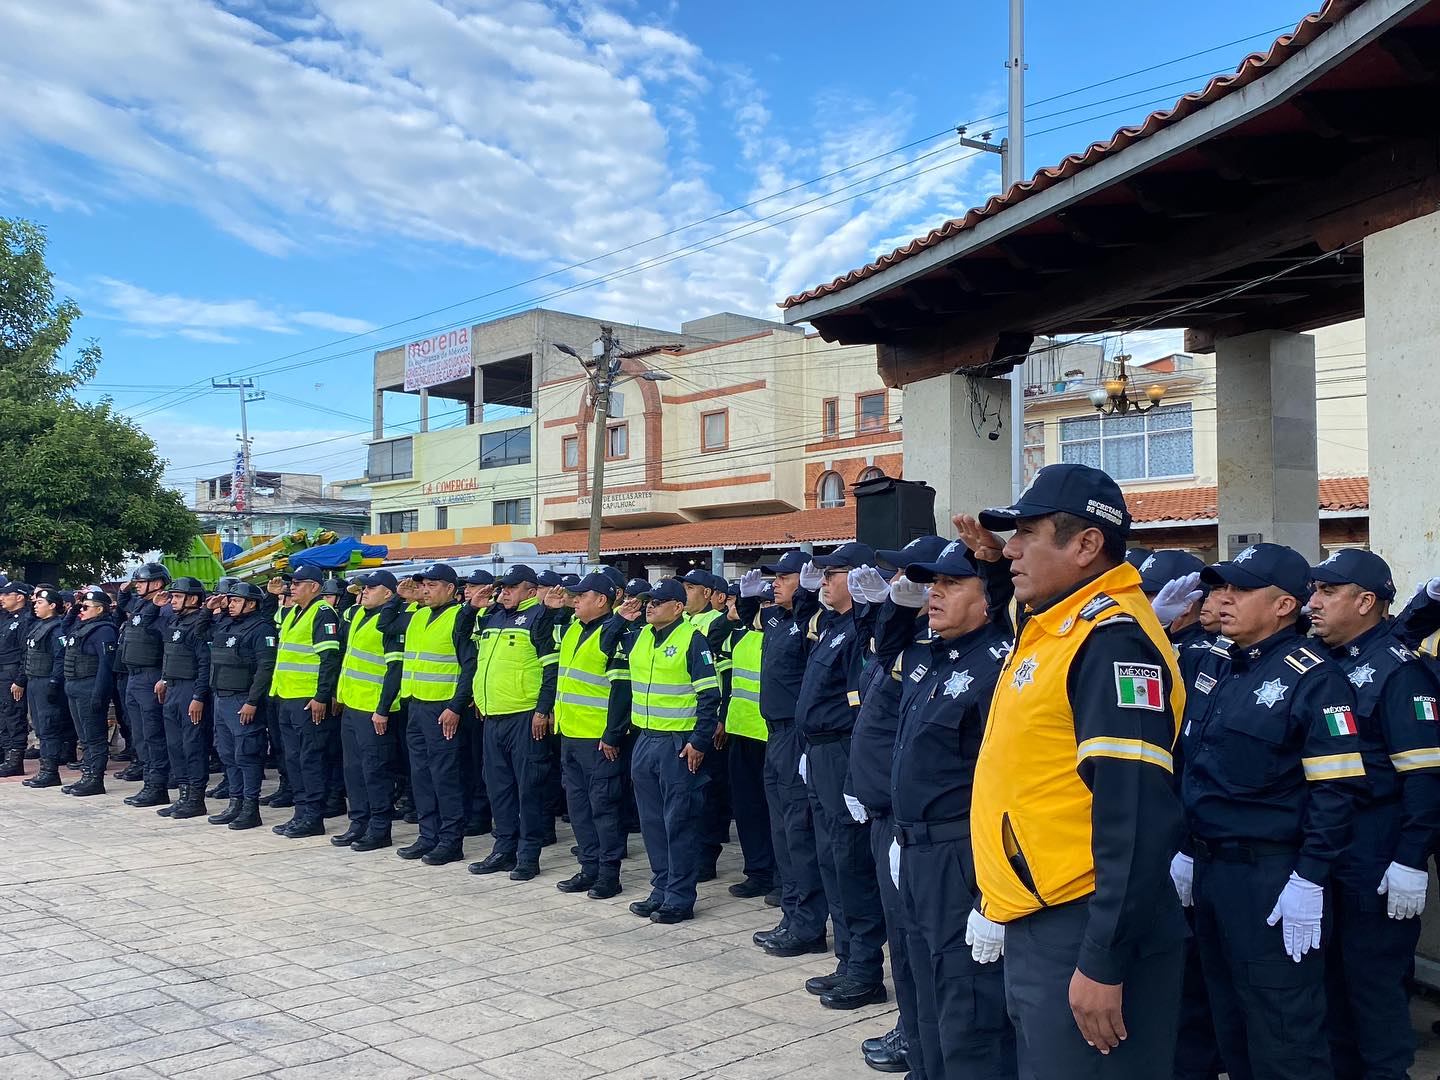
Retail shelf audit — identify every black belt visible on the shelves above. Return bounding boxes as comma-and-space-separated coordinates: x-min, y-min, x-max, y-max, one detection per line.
765, 716, 794, 730
895, 817, 970, 848
1191, 838, 1298, 863
803, 729, 849, 745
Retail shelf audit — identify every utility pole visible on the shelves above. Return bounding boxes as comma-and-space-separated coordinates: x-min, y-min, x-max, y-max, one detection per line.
212, 377, 265, 512
587, 327, 617, 566
1006, 0, 1027, 500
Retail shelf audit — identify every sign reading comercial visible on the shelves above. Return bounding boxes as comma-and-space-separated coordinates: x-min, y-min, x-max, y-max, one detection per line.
404, 328, 473, 391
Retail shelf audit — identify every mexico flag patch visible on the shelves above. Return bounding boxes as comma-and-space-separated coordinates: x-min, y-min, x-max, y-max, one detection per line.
1415, 696, 1439, 723
1324, 705, 1357, 736
1114, 663, 1163, 711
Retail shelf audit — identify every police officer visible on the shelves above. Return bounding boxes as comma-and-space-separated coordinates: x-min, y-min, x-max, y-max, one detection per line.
719, 574, 777, 900
744, 550, 829, 958
1138, 549, 1207, 649
204, 578, 235, 799
1178, 542, 1368, 1080
120, 564, 173, 808
610, 577, 719, 923
319, 576, 349, 819
1307, 549, 1440, 1080
794, 540, 888, 1010
394, 563, 477, 865
469, 564, 558, 881
260, 574, 296, 811
553, 572, 632, 899
460, 569, 496, 838
58, 587, 118, 797
969, 463, 1188, 1078
156, 578, 212, 819
270, 565, 343, 838
331, 570, 404, 851
20, 586, 68, 789
0, 581, 34, 778
206, 582, 276, 831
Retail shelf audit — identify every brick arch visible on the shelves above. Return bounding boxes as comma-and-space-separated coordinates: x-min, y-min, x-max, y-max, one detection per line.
573, 359, 666, 495
804, 453, 905, 509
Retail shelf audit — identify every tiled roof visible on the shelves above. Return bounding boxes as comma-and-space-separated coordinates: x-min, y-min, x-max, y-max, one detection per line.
1129, 477, 1368, 525
781, 0, 1346, 309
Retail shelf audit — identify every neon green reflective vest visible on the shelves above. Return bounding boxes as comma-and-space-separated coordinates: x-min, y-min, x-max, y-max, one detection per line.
337, 607, 401, 714
555, 620, 614, 740
272, 600, 337, 700
473, 596, 549, 715
629, 620, 715, 732
401, 603, 463, 702
724, 629, 766, 742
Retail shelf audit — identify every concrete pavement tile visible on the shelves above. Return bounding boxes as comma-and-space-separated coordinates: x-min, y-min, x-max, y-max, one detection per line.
392, 1002, 515, 1041
256, 1033, 365, 1068
473, 1046, 602, 1080
0, 1051, 69, 1079
383, 1035, 476, 1072
53, 1029, 230, 1077
266, 1048, 425, 1080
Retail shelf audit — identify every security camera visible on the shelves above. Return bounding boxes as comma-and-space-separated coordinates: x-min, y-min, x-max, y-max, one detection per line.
987, 430, 1000, 441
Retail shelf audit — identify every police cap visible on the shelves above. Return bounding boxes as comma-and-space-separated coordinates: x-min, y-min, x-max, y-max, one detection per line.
1310, 549, 1396, 603
906, 539, 980, 583
416, 563, 458, 585
537, 569, 565, 588
290, 565, 327, 585
979, 463, 1131, 535
1137, 549, 1206, 595
812, 541, 877, 569
566, 573, 618, 601
320, 578, 345, 597
498, 565, 539, 587
680, 569, 714, 589
357, 569, 399, 591
649, 579, 687, 605
1202, 543, 1311, 601
876, 535, 948, 571
77, 587, 111, 607
760, 549, 808, 575
32, 586, 64, 606
464, 569, 495, 586
0, 581, 32, 597
624, 577, 652, 598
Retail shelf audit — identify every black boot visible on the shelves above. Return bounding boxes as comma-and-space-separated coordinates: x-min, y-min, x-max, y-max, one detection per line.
157, 784, 187, 817
0, 748, 24, 777
208, 798, 243, 825
24, 759, 61, 788
206, 777, 230, 799
264, 778, 294, 808
127, 782, 169, 807
112, 761, 144, 782
322, 793, 347, 818
171, 785, 207, 820
67, 768, 106, 797
228, 797, 262, 831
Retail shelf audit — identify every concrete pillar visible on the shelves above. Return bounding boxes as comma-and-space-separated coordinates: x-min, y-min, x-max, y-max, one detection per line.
373, 389, 385, 440
1365, 209, 1440, 597
1213, 330, 1319, 561
472, 366, 485, 425
644, 563, 673, 584
418, 389, 430, 433
902, 373, 1013, 533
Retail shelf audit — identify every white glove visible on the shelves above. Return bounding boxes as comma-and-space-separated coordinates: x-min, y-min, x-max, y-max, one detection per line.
739, 568, 766, 598
1170, 852, 1194, 907
797, 753, 808, 784
1266, 872, 1324, 962
1377, 861, 1429, 920
966, 909, 1005, 964
799, 561, 824, 591
1152, 572, 1203, 626
1427, 577, 1440, 602
889, 839, 900, 888
888, 574, 929, 609
843, 794, 870, 823
847, 567, 890, 605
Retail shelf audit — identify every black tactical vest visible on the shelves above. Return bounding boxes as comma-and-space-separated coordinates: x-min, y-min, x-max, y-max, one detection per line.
120, 608, 165, 668
62, 619, 106, 680
24, 618, 62, 678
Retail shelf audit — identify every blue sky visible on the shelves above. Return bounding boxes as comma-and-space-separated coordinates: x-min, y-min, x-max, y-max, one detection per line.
0, 0, 1315, 496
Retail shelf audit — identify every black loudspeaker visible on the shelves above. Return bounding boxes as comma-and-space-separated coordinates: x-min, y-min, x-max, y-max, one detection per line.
853, 476, 937, 553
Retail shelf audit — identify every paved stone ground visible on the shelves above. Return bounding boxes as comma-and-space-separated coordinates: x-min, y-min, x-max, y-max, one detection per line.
6, 767, 1440, 1079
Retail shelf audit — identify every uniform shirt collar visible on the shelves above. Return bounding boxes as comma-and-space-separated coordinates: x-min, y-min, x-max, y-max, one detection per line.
1326, 620, 1389, 658
1229, 625, 1300, 668
929, 623, 993, 661
1029, 562, 1142, 637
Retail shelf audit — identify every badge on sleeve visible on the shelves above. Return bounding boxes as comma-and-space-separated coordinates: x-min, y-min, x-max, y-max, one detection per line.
1323, 705, 1357, 736
324, 623, 337, 634
1414, 696, 1439, 722
1114, 663, 1163, 710
1194, 673, 1217, 696
265, 636, 276, 647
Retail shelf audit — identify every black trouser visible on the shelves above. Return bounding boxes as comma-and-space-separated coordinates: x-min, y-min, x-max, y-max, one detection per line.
406, 698, 464, 849
29, 683, 67, 761
543, 730, 564, 820
807, 735, 886, 985
632, 729, 707, 911
562, 734, 626, 880
763, 719, 827, 942
1175, 906, 1223, 1080
392, 700, 409, 799
342, 705, 395, 839
0, 666, 27, 752
112, 673, 129, 747
66, 676, 110, 773
162, 678, 207, 786
898, 825, 1016, 1080
870, 812, 925, 1076
1193, 848, 1331, 1080
727, 733, 775, 885
276, 697, 333, 821
619, 725, 641, 833
324, 717, 345, 802
482, 711, 548, 862
127, 667, 164, 781
1005, 900, 1183, 1079
265, 700, 284, 777
699, 737, 731, 870
459, 709, 491, 827
214, 693, 266, 799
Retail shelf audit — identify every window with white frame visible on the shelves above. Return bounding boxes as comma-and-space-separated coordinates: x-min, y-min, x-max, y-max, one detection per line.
817, 471, 846, 508
1058, 403, 1193, 481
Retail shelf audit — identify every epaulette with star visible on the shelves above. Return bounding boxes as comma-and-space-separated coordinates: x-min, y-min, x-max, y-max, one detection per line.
1283, 645, 1325, 674
1079, 594, 1118, 621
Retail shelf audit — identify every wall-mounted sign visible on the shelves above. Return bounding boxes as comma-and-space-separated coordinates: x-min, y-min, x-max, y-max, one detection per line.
422, 477, 481, 496
405, 328, 472, 391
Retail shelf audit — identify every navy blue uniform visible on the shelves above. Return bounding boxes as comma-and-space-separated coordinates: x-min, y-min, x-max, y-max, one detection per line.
209, 612, 277, 801
0, 605, 33, 753
273, 600, 343, 828
338, 601, 404, 842
119, 594, 171, 784
1181, 628, 1367, 1080
160, 609, 213, 789
21, 615, 68, 764
61, 617, 118, 773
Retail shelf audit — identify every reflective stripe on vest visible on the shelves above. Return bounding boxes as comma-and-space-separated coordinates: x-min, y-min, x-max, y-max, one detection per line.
473, 596, 543, 715
725, 629, 766, 742
401, 604, 463, 702
337, 608, 396, 713
629, 621, 701, 731
271, 600, 332, 700
555, 620, 611, 740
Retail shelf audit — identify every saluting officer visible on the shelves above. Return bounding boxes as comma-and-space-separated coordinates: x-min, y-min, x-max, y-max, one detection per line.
60, 587, 118, 797
270, 565, 343, 838
1307, 549, 1440, 1080
553, 572, 632, 899
459, 569, 496, 839
1179, 543, 1367, 1080
719, 573, 777, 901
0, 581, 35, 778
20, 587, 69, 789
207, 582, 276, 831
331, 570, 405, 852
119, 563, 173, 807
157, 578, 213, 819
319, 576, 350, 819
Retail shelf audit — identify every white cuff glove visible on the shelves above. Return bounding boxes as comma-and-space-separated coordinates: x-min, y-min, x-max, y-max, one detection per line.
1170, 852, 1194, 907
888, 574, 929, 609
799, 561, 824, 591
1377, 861, 1429, 920
1152, 572, 1203, 626
797, 753, 808, 784
1426, 576, 1440, 602
1266, 871, 1324, 962
843, 793, 870, 824
889, 839, 900, 888
739, 568, 766, 598
966, 909, 1005, 964
847, 567, 890, 605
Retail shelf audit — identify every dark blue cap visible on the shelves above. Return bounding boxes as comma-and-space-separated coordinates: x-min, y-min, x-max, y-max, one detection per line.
417, 563, 458, 585
33, 586, 64, 605
624, 577, 653, 597
1310, 549, 1396, 602
649, 578, 687, 604
905, 539, 979, 583
812, 541, 877, 569
1202, 543, 1311, 600
357, 570, 399, 591
877, 535, 947, 570
465, 569, 495, 586
1137, 549, 1205, 595
680, 569, 714, 588
726, 582, 741, 598
597, 565, 628, 589
537, 570, 565, 588
1125, 547, 1155, 570
291, 565, 327, 584
0, 581, 32, 597
560, 574, 581, 588
566, 572, 618, 600
498, 564, 539, 587
707, 572, 728, 592
760, 550, 807, 575
980, 463, 1131, 535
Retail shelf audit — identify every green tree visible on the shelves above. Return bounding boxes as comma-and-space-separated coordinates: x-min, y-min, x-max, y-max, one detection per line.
0, 218, 197, 582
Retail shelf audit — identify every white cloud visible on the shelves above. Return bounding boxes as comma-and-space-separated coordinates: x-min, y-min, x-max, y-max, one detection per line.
144, 414, 370, 492
83, 277, 374, 341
